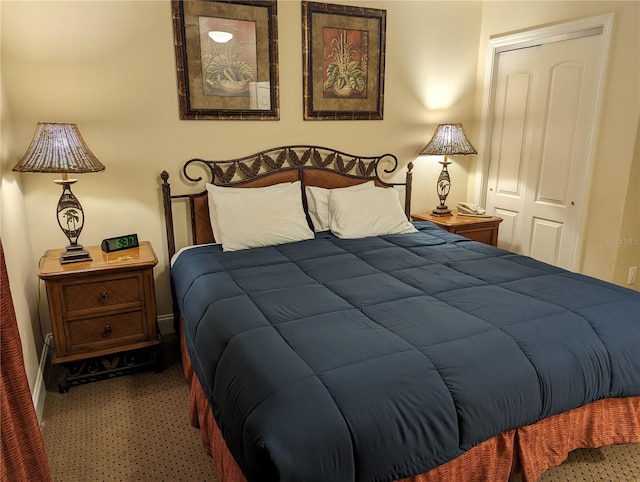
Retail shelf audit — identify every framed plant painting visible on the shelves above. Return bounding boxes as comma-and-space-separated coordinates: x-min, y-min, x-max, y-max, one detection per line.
172, 0, 279, 120
302, 1, 386, 120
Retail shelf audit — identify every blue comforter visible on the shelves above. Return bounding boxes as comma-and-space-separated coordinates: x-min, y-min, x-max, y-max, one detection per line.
171, 222, 640, 482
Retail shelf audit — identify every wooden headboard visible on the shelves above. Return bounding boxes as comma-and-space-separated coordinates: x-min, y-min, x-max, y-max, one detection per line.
160, 145, 413, 261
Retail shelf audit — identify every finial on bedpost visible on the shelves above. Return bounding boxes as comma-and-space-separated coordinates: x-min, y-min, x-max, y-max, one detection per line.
405, 162, 413, 219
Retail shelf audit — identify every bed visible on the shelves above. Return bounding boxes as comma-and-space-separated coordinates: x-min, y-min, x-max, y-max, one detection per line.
160, 145, 640, 482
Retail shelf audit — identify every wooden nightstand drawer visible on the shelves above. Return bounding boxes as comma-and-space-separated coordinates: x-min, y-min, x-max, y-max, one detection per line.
67, 311, 147, 353
412, 211, 503, 247
61, 274, 143, 315
453, 226, 495, 246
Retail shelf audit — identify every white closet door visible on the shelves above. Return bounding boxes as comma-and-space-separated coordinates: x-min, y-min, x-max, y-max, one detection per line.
486, 33, 601, 270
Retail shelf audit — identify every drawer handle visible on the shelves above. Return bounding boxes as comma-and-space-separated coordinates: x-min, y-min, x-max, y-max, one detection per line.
99, 291, 108, 303
102, 325, 112, 338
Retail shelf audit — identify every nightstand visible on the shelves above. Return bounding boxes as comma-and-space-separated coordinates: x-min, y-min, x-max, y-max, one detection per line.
38, 241, 162, 392
412, 211, 503, 246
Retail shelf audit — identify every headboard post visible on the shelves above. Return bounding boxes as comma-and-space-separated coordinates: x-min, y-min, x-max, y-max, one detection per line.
405, 161, 413, 219
161, 170, 182, 332
160, 170, 176, 262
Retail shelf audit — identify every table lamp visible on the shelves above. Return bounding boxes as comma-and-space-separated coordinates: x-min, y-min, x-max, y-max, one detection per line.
419, 123, 477, 216
13, 122, 105, 264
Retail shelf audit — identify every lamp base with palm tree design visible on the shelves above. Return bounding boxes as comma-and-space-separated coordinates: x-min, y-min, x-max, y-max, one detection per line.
431, 158, 453, 217
55, 178, 92, 264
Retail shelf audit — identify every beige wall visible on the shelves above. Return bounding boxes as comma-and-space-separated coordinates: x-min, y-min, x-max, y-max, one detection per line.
0, 7, 42, 398
1, 0, 638, 392
612, 117, 640, 289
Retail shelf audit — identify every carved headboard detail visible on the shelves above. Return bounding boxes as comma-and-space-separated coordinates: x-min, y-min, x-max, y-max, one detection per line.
160, 145, 413, 261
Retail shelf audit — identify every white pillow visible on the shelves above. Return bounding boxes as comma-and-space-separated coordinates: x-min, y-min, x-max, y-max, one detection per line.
328, 187, 417, 239
206, 182, 296, 242
306, 181, 375, 232
209, 181, 314, 251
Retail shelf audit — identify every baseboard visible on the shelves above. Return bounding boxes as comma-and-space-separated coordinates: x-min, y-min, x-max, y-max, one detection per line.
158, 314, 175, 336
33, 333, 52, 424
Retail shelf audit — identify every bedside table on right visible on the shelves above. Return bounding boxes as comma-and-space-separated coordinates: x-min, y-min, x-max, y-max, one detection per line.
412, 211, 503, 246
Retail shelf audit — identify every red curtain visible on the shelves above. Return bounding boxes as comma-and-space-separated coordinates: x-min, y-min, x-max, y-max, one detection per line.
0, 240, 51, 481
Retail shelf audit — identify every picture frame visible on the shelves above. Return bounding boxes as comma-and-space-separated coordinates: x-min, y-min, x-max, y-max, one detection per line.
172, 0, 279, 120
302, 1, 386, 120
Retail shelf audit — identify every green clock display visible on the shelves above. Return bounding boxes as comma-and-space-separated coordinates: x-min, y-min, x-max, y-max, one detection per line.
101, 234, 139, 253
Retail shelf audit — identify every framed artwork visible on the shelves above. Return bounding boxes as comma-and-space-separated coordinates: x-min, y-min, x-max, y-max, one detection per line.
302, 1, 386, 120
172, 0, 279, 120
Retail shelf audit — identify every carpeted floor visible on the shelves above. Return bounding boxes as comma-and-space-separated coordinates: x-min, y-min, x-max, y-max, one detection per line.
41, 336, 214, 481
41, 336, 640, 481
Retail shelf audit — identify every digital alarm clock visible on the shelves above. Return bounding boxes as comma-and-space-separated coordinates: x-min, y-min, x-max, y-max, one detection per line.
101, 234, 139, 253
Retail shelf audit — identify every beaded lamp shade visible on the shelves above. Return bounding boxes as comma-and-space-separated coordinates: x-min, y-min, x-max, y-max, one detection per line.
13, 122, 105, 174
13, 122, 105, 264
419, 123, 477, 216
419, 123, 477, 157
